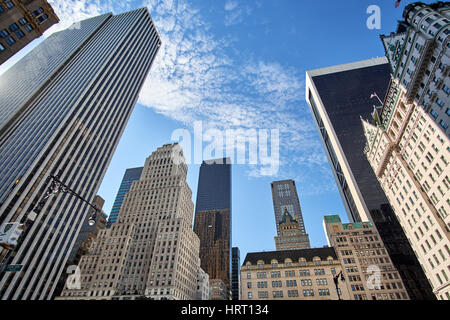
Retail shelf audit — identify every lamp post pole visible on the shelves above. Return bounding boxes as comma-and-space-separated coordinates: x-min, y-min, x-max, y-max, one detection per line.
0, 170, 100, 272
333, 271, 345, 300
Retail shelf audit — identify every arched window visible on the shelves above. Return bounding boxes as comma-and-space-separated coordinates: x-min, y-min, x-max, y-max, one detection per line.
313, 256, 321, 266
299, 258, 307, 266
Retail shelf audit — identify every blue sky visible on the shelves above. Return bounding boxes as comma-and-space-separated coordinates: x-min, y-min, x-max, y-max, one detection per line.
0, 0, 436, 261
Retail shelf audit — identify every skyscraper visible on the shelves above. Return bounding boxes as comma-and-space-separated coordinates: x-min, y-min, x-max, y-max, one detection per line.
193, 158, 232, 300
231, 247, 240, 300
0, 8, 161, 300
57, 143, 201, 300
0, 0, 59, 65
364, 2, 450, 300
106, 167, 143, 228
306, 58, 392, 223
53, 195, 107, 298
380, 2, 450, 135
306, 58, 435, 299
271, 180, 310, 249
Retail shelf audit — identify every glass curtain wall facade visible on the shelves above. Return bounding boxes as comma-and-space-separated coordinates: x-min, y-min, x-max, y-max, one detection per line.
106, 167, 143, 228
193, 158, 232, 299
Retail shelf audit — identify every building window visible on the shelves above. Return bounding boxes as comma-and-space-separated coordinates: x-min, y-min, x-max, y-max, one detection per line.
430, 109, 438, 119
36, 14, 48, 24
0, 29, 9, 38
15, 30, 24, 39
9, 23, 19, 32
5, 1, 14, 9
19, 17, 28, 25
32, 7, 44, 17
0, 4, 4, 13
439, 119, 448, 130
5, 36, 15, 45
443, 85, 450, 95
25, 24, 33, 32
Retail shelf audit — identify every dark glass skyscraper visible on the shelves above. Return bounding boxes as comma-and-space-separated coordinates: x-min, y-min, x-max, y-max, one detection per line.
106, 166, 143, 228
0, 8, 161, 300
193, 158, 232, 299
195, 158, 232, 212
231, 247, 240, 300
306, 58, 435, 300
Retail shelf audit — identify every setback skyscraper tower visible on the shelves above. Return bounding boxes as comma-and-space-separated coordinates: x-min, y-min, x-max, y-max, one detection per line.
306, 58, 435, 299
57, 143, 201, 300
0, 8, 161, 300
271, 180, 310, 250
193, 158, 232, 300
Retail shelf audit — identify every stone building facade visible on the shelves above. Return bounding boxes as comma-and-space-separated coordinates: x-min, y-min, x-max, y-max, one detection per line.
323, 215, 410, 300
57, 144, 201, 300
363, 2, 450, 300
241, 247, 351, 300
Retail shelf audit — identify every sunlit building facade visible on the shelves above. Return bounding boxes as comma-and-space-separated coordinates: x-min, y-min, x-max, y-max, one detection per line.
0, 0, 59, 64
363, 2, 450, 300
0, 8, 161, 300
57, 144, 201, 300
323, 215, 410, 300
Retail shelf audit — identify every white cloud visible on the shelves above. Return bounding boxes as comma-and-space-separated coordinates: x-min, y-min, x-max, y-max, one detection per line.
224, 0, 238, 11
46, 0, 113, 35
0, 0, 334, 194
140, 0, 331, 188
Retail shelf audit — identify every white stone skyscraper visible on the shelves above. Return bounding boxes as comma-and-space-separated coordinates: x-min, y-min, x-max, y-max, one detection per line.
57, 143, 201, 300
0, 8, 161, 300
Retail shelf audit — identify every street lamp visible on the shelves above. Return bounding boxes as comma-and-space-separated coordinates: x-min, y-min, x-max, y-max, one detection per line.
333, 271, 345, 300
30, 170, 99, 224
0, 170, 99, 252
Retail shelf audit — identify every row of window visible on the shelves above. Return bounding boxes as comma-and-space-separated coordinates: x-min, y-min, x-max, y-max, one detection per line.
0, 1, 15, 12
249, 278, 330, 289
0, 16, 38, 50
249, 289, 331, 299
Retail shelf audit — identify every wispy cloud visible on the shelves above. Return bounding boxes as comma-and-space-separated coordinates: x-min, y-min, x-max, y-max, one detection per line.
224, 0, 238, 11
46, 0, 112, 34
1, 0, 335, 195
140, 0, 334, 192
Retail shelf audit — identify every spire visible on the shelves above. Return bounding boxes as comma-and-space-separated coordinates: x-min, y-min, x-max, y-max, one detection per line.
361, 117, 379, 153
